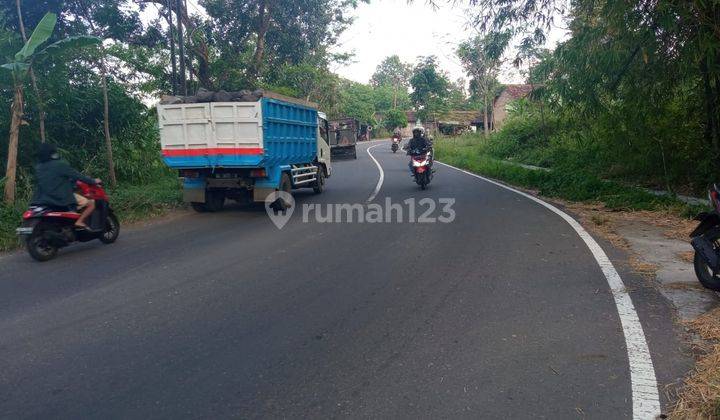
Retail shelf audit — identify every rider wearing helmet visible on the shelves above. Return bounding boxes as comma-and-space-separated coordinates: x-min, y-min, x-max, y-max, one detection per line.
407, 126, 431, 153
32, 143, 101, 229
406, 126, 433, 173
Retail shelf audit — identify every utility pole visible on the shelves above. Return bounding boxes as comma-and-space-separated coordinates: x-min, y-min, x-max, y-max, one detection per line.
175, 0, 187, 95
167, 0, 177, 95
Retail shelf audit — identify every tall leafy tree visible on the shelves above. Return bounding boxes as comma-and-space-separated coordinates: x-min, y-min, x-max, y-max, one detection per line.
14, 0, 47, 143
201, 0, 365, 87
410, 56, 451, 123
457, 30, 510, 136
66, 0, 143, 187
370, 55, 412, 108
337, 80, 376, 125
2, 12, 99, 204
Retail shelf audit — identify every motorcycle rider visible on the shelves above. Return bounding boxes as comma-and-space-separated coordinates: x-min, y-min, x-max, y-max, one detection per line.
32, 143, 101, 229
407, 126, 431, 151
406, 126, 433, 172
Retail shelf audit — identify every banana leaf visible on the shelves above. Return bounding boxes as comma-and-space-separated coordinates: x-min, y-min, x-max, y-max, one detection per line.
15, 12, 57, 61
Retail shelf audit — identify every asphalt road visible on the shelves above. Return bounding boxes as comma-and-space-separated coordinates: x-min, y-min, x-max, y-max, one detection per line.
0, 140, 691, 419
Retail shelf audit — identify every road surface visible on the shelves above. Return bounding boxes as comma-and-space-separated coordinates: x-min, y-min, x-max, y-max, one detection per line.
0, 140, 691, 418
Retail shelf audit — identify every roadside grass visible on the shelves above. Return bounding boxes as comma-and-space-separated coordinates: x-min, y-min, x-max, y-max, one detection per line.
434, 136, 701, 216
670, 307, 720, 419
0, 175, 183, 252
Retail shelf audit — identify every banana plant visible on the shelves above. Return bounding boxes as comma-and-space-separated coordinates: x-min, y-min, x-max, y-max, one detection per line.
2, 12, 100, 204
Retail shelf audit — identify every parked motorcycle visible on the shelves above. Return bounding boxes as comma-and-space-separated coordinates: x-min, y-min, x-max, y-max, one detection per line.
391, 136, 401, 153
690, 183, 720, 290
16, 181, 120, 261
408, 148, 434, 190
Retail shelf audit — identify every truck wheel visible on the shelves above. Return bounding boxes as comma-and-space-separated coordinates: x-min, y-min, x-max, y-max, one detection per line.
205, 190, 226, 212
353, 148, 357, 159
191, 202, 208, 212
313, 167, 325, 194
272, 173, 293, 210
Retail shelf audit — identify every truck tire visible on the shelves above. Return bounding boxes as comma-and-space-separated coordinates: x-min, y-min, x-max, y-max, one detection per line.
313, 166, 325, 194
353, 148, 357, 159
191, 202, 208, 213
272, 173, 293, 210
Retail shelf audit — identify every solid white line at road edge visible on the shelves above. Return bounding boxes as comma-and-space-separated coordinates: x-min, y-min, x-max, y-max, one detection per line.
366, 143, 384, 202
436, 161, 661, 419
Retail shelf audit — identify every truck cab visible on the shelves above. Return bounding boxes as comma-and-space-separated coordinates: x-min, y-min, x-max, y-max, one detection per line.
317, 112, 332, 177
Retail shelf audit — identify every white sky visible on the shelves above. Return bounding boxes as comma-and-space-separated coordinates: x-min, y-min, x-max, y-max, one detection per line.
142, 0, 568, 86
331, 0, 569, 85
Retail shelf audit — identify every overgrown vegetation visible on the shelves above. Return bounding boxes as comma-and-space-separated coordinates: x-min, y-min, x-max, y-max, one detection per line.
453, 0, 720, 194
435, 134, 698, 215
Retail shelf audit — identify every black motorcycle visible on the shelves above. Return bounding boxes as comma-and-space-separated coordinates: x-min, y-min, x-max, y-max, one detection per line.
690, 183, 720, 290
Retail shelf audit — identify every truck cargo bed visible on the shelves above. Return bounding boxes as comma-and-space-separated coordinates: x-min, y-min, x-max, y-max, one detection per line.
159, 97, 318, 169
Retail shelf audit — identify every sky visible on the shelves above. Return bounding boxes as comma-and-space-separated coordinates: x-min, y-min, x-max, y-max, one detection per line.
331, 0, 569, 85
142, 0, 568, 86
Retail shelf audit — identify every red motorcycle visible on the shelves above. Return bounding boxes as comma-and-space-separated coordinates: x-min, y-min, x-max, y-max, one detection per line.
408, 147, 434, 190
16, 181, 120, 261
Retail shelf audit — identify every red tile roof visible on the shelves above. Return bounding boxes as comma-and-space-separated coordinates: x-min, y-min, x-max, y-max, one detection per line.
500, 84, 534, 99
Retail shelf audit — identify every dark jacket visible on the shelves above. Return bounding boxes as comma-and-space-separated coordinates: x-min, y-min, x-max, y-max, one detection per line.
407, 135, 431, 154
32, 159, 96, 208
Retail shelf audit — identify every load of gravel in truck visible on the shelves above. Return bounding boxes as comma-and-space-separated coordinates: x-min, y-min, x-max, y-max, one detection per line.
159, 88, 317, 107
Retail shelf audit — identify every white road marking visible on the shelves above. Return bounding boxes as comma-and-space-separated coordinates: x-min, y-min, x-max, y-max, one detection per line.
366, 143, 384, 203
436, 161, 661, 420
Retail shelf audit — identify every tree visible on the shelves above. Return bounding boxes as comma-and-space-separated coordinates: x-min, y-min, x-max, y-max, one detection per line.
372, 84, 411, 113
15, 0, 47, 143
457, 31, 510, 136
410, 56, 451, 123
371, 55, 412, 108
337, 80, 376, 125
202, 0, 365, 87
271, 63, 340, 112
383, 108, 408, 132
68, 0, 146, 187
2, 12, 99, 204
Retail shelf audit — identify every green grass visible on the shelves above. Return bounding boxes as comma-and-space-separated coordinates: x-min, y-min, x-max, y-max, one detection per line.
434, 136, 702, 215
0, 175, 183, 252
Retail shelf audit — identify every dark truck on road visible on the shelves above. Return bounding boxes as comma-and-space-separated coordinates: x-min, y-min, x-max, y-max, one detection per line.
330, 118, 358, 159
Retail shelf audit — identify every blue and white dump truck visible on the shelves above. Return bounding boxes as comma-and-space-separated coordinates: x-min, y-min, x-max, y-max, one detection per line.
158, 90, 331, 211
